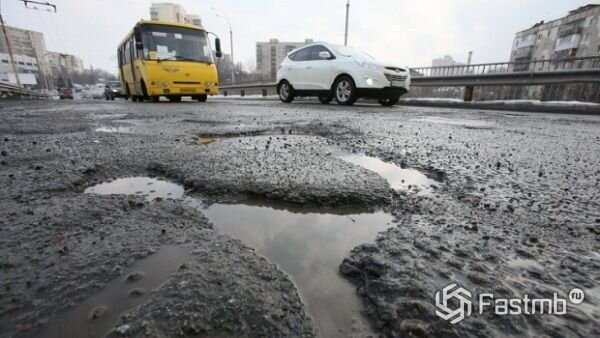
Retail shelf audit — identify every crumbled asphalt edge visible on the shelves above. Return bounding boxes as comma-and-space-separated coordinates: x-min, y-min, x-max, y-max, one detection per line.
337, 110, 600, 337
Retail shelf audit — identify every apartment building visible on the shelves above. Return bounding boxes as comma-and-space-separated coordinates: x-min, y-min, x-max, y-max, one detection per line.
510, 4, 600, 67
150, 3, 202, 26
0, 25, 53, 89
508, 4, 600, 101
46, 52, 84, 76
256, 38, 313, 80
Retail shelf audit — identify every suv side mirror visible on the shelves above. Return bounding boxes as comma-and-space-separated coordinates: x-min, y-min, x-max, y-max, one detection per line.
318, 51, 331, 59
215, 38, 222, 58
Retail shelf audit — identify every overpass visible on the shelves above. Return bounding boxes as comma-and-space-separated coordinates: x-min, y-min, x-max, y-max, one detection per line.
219, 56, 600, 101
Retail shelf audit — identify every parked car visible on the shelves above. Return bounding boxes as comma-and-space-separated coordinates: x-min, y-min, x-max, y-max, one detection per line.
276, 42, 410, 106
59, 88, 73, 100
104, 81, 125, 100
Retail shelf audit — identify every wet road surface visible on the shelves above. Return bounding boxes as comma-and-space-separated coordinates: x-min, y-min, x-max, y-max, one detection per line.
1, 98, 599, 338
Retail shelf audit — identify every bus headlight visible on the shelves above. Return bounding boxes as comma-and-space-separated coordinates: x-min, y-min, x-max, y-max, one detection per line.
205, 82, 215, 88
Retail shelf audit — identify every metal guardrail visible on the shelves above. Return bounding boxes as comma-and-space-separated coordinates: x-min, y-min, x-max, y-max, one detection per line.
410, 56, 600, 77
0, 82, 49, 99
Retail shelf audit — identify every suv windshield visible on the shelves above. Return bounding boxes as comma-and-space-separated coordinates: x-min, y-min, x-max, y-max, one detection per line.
141, 24, 213, 63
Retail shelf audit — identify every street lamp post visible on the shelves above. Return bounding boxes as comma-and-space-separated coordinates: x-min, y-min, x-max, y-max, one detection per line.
344, 0, 350, 46
211, 7, 234, 84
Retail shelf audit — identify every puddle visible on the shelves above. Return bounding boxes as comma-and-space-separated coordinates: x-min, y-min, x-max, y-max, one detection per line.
414, 116, 492, 128
340, 154, 439, 194
85, 177, 395, 337
84, 177, 184, 200
95, 126, 132, 133
196, 136, 218, 145
507, 258, 545, 271
39, 245, 192, 338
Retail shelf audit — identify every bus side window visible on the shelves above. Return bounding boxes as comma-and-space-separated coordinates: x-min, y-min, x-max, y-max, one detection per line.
124, 40, 130, 64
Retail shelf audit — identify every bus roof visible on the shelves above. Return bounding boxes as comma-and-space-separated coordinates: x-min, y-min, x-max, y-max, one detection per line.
118, 19, 206, 46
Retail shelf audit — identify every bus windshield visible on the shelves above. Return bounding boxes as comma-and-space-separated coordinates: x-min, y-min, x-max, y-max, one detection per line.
141, 24, 213, 63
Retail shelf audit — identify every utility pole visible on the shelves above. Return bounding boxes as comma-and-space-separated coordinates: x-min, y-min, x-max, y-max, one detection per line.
344, 0, 350, 46
229, 24, 234, 84
467, 51, 473, 65
212, 7, 234, 84
0, 1, 22, 87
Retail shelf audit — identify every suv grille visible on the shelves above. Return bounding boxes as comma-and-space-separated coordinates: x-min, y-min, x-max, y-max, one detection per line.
384, 73, 407, 82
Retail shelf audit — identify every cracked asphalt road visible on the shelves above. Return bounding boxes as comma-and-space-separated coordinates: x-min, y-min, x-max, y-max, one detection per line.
1, 98, 599, 337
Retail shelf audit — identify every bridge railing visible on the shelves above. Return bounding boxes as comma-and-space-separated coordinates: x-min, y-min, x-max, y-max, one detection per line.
410, 56, 600, 77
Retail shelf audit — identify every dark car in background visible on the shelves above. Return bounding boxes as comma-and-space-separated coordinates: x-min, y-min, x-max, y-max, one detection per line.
59, 88, 73, 100
104, 81, 125, 100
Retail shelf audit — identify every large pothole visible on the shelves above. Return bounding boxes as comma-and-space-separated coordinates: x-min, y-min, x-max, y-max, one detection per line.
82, 176, 394, 337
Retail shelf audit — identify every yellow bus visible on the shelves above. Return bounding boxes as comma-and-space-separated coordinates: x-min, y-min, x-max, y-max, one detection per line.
118, 20, 222, 102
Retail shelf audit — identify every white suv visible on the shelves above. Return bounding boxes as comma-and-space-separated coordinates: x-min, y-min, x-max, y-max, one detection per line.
276, 42, 410, 106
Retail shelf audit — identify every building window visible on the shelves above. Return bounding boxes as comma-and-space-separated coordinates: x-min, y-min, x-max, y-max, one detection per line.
1, 59, 8, 64
18, 61, 25, 65
26, 62, 32, 66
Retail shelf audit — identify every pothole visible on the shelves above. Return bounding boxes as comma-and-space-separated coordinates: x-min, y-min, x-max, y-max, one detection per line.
339, 154, 440, 194
83, 177, 395, 337
39, 245, 192, 338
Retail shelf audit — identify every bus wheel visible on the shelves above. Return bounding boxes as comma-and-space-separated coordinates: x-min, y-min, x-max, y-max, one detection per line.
197, 95, 207, 102
168, 96, 181, 102
151, 96, 160, 103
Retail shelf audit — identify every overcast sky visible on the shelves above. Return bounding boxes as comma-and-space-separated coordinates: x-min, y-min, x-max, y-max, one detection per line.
3, 0, 598, 73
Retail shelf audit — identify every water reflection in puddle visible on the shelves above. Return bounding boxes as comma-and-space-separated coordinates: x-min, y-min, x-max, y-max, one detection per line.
84, 177, 184, 200
95, 126, 132, 133
190, 199, 393, 337
340, 154, 438, 194
39, 246, 192, 338
85, 177, 394, 337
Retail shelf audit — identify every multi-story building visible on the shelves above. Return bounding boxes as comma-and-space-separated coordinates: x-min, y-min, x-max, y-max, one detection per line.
0, 53, 39, 86
508, 4, 600, 101
46, 51, 84, 83
256, 38, 313, 80
150, 3, 202, 26
431, 55, 465, 75
0, 25, 53, 89
510, 4, 600, 68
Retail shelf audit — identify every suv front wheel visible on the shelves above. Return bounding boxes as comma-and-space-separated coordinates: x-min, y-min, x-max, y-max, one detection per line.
278, 80, 294, 103
333, 76, 357, 105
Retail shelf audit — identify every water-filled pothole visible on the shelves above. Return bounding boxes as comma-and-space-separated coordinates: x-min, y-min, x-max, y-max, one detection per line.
39, 245, 191, 338
83, 177, 394, 337
84, 177, 184, 200
339, 154, 439, 194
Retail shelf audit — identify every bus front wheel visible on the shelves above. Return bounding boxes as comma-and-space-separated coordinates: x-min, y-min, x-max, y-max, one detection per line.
197, 95, 207, 102
168, 96, 181, 102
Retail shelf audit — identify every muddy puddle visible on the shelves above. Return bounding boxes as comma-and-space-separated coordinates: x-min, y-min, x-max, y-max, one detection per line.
84, 177, 395, 337
39, 245, 192, 338
339, 154, 439, 194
